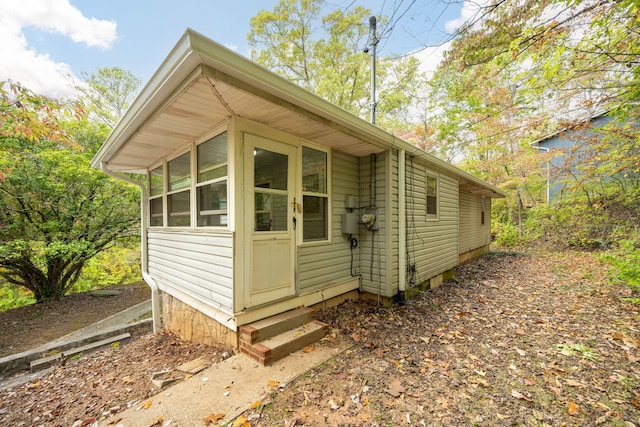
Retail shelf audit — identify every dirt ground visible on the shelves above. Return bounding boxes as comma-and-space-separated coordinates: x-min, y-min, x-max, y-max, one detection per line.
0, 282, 151, 358
1, 249, 639, 426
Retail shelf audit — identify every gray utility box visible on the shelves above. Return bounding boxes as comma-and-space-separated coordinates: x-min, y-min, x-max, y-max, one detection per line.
341, 213, 359, 234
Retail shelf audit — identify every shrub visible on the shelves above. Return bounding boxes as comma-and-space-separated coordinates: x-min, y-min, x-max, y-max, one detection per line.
601, 238, 640, 298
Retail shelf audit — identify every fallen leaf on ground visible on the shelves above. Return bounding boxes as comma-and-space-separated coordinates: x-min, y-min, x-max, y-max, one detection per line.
267, 380, 279, 389
121, 376, 134, 384
150, 415, 165, 426
567, 399, 580, 415
532, 409, 544, 421
385, 379, 405, 397
303, 345, 314, 353
564, 379, 585, 388
143, 400, 152, 410
511, 389, 532, 401
203, 413, 225, 425
232, 415, 249, 427
249, 401, 261, 409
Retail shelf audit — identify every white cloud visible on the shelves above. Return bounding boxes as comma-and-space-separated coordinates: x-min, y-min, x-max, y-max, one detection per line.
413, 41, 451, 78
0, 0, 117, 98
445, 0, 492, 34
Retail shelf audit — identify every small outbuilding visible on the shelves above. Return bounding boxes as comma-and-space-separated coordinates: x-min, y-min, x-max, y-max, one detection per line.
92, 29, 505, 362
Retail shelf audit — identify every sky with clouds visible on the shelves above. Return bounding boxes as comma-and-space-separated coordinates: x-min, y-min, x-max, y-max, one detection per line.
0, 0, 478, 99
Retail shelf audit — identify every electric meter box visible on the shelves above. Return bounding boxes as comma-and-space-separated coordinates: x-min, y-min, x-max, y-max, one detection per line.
341, 213, 358, 234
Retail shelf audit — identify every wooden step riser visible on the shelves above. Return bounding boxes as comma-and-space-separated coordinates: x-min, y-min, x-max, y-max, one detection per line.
239, 307, 315, 345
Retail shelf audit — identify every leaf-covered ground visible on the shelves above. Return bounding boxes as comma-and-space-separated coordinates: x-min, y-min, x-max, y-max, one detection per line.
245, 250, 640, 426
1, 249, 639, 426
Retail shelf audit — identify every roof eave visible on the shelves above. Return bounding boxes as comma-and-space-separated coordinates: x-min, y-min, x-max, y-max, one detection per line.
92, 29, 505, 198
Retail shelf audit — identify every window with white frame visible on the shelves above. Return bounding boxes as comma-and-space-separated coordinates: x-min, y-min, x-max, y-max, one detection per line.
167, 151, 191, 227
426, 172, 438, 218
196, 132, 228, 226
149, 165, 164, 227
302, 146, 328, 242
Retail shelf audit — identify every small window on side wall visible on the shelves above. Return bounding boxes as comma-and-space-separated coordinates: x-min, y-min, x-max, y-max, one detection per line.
426, 173, 438, 219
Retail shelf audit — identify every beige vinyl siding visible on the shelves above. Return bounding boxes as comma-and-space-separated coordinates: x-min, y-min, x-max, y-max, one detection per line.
298, 150, 360, 292
148, 230, 234, 313
459, 191, 491, 253
405, 158, 459, 285
359, 151, 392, 296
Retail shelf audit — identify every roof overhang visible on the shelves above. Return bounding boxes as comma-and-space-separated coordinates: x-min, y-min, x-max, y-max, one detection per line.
92, 29, 505, 198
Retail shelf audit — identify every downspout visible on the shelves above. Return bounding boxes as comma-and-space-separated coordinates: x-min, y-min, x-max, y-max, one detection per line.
100, 163, 161, 333
397, 149, 406, 305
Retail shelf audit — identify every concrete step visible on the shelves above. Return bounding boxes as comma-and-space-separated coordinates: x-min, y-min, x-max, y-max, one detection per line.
240, 307, 315, 345
29, 332, 132, 372
241, 320, 328, 366
1, 318, 151, 378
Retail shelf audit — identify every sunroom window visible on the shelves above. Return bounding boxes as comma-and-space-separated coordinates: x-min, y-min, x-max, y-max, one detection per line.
196, 132, 228, 226
149, 165, 163, 227
302, 146, 328, 242
426, 173, 438, 218
167, 151, 191, 227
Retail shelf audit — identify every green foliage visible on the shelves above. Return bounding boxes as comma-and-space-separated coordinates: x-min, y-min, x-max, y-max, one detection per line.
74, 240, 141, 292
601, 238, 640, 295
555, 342, 598, 361
0, 138, 139, 302
526, 189, 637, 249
0, 82, 141, 303
75, 67, 141, 128
0, 282, 35, 312
425, 1, 639, 245
492, 219, 524, 249
0, 81, 82, 149
248, 0, 426, 124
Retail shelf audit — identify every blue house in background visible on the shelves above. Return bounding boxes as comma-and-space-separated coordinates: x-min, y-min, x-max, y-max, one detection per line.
532, 113, 613, 202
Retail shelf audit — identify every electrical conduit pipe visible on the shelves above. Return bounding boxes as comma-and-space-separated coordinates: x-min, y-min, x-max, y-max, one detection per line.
398, 149, 406, 304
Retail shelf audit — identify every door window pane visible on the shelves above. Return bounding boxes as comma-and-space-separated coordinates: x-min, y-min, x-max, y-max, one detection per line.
255, 193, 288, 232
254, 148, 287, 190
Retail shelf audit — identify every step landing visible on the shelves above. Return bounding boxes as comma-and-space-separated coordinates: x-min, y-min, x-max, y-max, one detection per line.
240, 307, 329, 365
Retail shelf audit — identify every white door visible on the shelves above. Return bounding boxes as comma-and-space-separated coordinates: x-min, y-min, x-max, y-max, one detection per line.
243, 134, 297, 308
